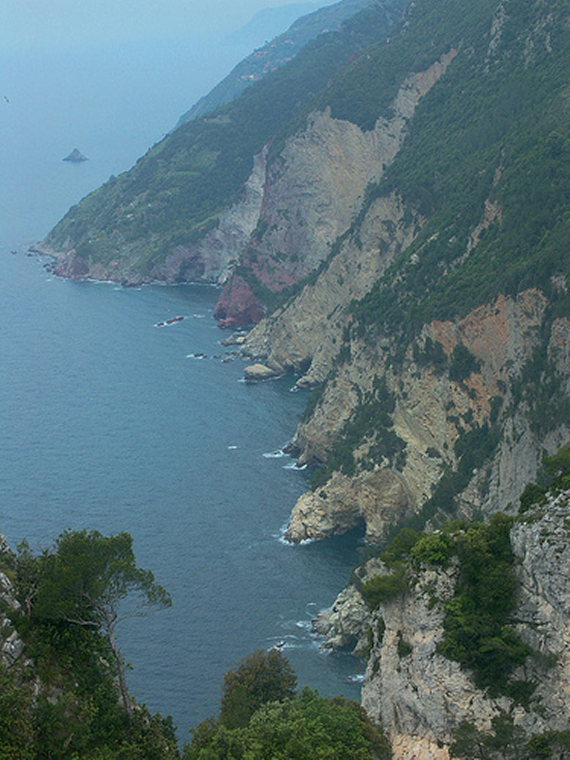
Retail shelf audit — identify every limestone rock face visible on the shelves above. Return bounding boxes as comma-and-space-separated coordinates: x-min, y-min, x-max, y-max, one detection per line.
0, 537, 24, 669
278, 291, 570, 543
151, 150, 267, 286
362, 561, 501, 759
286, 467, 411, 543
244, 363, 280, 380
510, 490, 570, 731
313, 583, 370, 654
221, 51, 456, 327
313, 494, 570, 759
244, 192, 417, 381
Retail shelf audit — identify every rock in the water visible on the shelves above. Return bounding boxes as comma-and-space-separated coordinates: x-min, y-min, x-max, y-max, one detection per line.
244, 363, 278, 381
313, 583, 370, 654
221, 333, 248, 347
63, 148, 88, 163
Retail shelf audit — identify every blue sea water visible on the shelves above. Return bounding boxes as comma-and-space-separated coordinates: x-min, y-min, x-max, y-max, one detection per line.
0, 34, 362, 740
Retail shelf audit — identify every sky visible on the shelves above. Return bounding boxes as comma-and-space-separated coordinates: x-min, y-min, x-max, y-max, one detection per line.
1, 0, 335, 50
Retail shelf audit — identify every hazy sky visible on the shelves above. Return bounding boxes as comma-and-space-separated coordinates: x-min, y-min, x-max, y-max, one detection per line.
2, 0, 332, 49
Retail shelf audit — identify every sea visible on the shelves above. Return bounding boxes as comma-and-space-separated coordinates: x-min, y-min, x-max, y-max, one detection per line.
0, 31, 363, 741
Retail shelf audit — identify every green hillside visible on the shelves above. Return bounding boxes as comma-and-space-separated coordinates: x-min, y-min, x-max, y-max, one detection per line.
176, 0, 382, 126
44, 0, 408, 277
337, 0, 570, 336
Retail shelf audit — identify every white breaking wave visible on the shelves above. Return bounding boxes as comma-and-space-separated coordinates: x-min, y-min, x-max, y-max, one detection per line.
282, 462, 307, 471
262, 449, 287, 459
346, 674, 365, 683
275, 522, 319, 546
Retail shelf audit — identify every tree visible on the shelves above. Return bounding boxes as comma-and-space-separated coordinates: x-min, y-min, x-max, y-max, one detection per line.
185, 686, 391, 760
220, 648, 297, 729
30, 530, 171, 717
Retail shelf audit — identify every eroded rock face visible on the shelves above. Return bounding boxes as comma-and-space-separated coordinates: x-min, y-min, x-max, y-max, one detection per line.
244, 192, 418, 381
315, 494, 570, 759
243, 363, 280, 381
221, 51, 456, 327
214, 274, 266, 328
280, 291, 570, 543
0, 537, 24, 669
286, 467, 411, 543
313, 583, 370, 654
313, 558, 385, 655
52, 250, 90, 279
151, 150, 268, 286
510, 490, 570, 732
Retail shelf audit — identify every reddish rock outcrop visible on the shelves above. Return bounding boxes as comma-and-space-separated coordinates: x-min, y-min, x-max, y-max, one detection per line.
213, 275, 266, 328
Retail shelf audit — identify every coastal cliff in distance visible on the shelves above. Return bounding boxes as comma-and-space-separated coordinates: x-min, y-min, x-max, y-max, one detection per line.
36, 0, 570, 755
38, 0, 408, 287
175, 0, 381, 127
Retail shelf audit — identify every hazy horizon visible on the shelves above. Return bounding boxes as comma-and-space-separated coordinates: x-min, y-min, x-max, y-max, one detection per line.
1, 0, 337, 51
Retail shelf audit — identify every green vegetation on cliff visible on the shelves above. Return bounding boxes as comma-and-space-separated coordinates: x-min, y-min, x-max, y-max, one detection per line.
311, 376, 405, 489
436, 514, 530, 698
176, 0, 387, 126
348, 0, 570, 335
45, 0, 408, 276
358, 512, 534, 698
0, 530, 176, 759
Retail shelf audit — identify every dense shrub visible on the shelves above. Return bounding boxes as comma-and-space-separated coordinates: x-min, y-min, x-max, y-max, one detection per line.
411, 532, 453, 566
185, 658, 390, 760
437, 514, 531, 695
220, 649, 297, 729
360, 569, 409, 610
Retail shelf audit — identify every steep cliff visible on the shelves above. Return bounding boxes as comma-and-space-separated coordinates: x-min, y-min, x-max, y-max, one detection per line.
215, 50, 456, 326
315, 490, 570, 759
239, 0, 570, 543
38, 0, 408, 287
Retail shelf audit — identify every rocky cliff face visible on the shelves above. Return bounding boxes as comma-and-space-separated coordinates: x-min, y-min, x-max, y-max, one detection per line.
314, 492, 570, 759
0, 536, 24, 669
218, 50, 456, 327
279, 291, 570, 543
240, 0, 570, 542
150, 149, 268, 286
